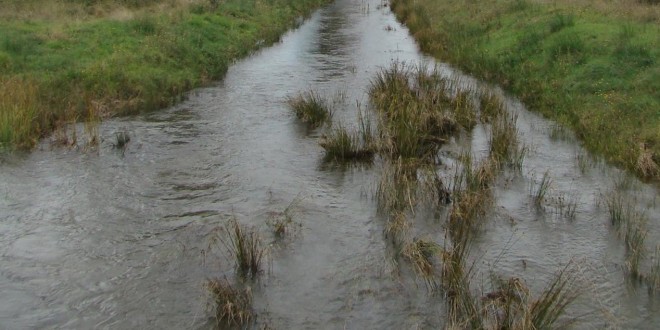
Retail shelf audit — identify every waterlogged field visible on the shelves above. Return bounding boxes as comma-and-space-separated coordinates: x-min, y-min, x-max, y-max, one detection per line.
0, 0, 659, 329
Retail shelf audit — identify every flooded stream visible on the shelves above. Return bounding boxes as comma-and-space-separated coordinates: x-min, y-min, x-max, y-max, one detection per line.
1, 0, 659, 328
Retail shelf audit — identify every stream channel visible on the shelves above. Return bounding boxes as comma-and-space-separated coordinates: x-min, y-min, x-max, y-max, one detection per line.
1, 0, 659, 328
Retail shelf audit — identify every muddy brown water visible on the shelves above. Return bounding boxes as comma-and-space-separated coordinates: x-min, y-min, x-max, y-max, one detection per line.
1, 0, 659, 328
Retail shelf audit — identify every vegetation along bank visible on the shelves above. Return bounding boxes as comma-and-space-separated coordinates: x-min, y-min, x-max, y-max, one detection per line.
0, 0, 328, 149
390, 0, 659, 180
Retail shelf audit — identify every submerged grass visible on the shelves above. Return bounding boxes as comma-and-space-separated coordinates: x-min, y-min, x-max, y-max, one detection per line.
391, 0, 660, 181
0, 0, 329, 149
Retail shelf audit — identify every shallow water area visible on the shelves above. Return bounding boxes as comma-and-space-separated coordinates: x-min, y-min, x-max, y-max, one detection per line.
1, 0, 659, 329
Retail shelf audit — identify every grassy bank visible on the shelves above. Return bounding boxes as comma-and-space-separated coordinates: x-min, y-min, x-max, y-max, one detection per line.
0, 0, 327, 149
390, 0, 660, 180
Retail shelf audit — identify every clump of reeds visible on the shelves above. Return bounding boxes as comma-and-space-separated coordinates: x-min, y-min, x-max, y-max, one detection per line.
446, 261, 582, 329
402, 238, 442, 284
217, 218, 267, 279
206, 278, 253, 327
319, 119, 376, 163
604, 191, 649, 277
384, 210, 410, 247
531, 171, 552, 207
605, 192, 627, 230
489, 113, 521, 167
376, 158, 419, 213
369, 63, 464, 162
376, 103, 451, 159
441, 231, 481, 329
479, 91, 505, 123
481, 275, 530, 329
452, 151, 497, 194
446, 153, 496, 246
527, 262, 582, 329
624, 219, 647, 278
449, 90, 477, 129
369, 61, 414, 110
287, 91, 332, 128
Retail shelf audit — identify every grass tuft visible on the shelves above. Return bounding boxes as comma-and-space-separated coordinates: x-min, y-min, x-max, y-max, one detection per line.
531, 171, 552, 207
218, 218, 267, 279
489, 113, 521, 167
206, 278, 253, 327
479, 91, 505, 123
287, 91, 333, 128
528, 262, 582, 329
402, 238, 442, 283
319, 112, 376, 163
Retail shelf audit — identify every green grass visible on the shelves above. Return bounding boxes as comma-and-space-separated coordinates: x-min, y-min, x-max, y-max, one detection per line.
391, 0, 660, 181
0, 0, 328, 150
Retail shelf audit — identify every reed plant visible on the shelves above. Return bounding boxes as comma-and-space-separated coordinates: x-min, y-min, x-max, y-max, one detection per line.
624, 219, 647, 278
319, 123, 375, 162
527, 262, 582, 329
384, 210, 410, 247
402, 238, 442, 287
489, 113, 520, 167
370, 63, 464, 161
376, 158, 420, 213
206, 278, 254, 327
449, 90, 477, 130
531, 171, 552, 207
217, 218, 267, 279
479, 91, 505, 123
287, 91, 333, 128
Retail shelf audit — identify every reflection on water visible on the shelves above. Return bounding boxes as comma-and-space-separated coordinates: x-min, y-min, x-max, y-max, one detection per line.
1, 0, 659, 328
